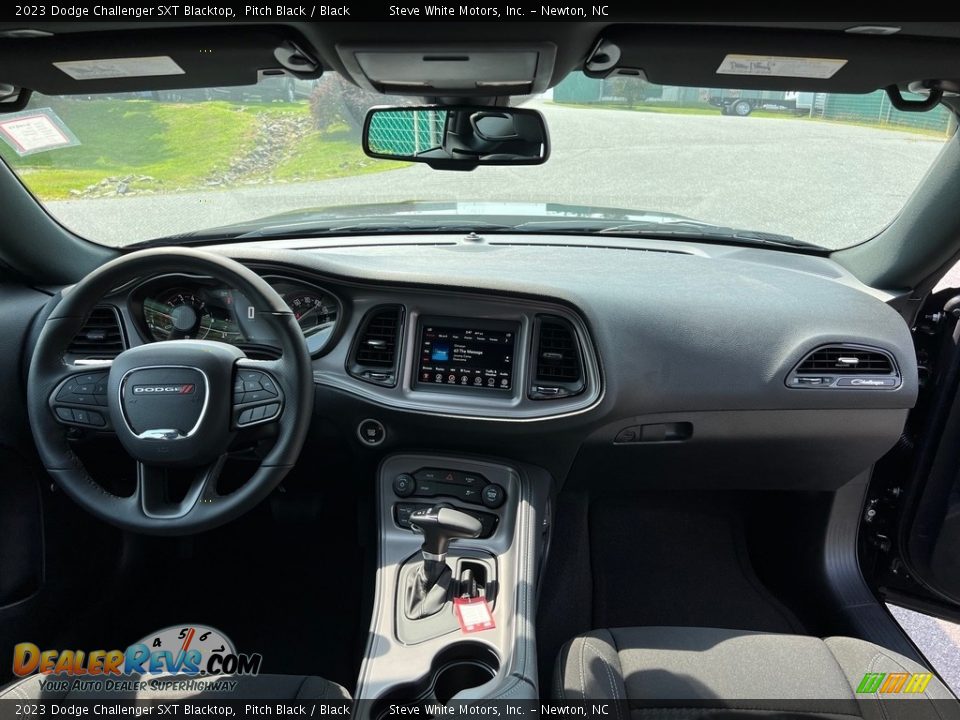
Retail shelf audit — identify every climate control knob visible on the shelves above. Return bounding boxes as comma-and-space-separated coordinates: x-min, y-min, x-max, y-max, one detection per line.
393, 473, 416, 498
481, 483, 506, 509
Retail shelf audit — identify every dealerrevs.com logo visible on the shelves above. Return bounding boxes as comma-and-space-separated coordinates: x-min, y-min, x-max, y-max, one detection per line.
12, 625, 261, 693
132, 384, 196, 395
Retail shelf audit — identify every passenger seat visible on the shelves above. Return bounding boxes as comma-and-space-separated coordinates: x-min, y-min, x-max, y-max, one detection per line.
554, 626, 959, 718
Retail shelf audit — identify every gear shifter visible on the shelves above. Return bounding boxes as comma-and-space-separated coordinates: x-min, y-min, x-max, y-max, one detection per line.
404, 504, 482, 619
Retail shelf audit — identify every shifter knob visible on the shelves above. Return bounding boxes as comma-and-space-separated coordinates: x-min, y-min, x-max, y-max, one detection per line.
409, 504, 482, 562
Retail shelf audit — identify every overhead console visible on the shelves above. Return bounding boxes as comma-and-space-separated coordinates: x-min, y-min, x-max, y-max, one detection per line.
335, 42, 557, 96
322, 289, 601, 420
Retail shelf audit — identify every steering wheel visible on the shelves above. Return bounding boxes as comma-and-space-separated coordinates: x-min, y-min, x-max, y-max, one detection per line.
27, 248, 314, 535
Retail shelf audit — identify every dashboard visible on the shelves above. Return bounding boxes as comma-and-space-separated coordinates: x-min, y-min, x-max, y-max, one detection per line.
69, 233, 922, 491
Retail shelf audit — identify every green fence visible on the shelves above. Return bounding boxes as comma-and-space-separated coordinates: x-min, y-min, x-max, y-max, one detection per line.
366, 109, 447, 155
551, 72, 956, 135
816, 90, 953, 133
553, 73, 603, 103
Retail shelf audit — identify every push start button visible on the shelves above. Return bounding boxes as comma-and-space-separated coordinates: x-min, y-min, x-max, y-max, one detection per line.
357, 418, 386, 446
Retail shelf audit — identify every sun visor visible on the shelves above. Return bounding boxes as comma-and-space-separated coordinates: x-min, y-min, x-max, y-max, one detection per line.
584, 26, 960, 94
337, 43, 556, 96
0, 27, 322, 97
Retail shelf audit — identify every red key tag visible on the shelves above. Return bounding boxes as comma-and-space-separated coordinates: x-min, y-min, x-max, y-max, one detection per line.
454, 596, 496, 633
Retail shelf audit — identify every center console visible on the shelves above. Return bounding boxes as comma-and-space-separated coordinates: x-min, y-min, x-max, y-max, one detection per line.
356, 454, 549, 712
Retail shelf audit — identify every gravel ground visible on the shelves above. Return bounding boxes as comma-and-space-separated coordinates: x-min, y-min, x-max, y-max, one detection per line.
889, 603, 960, 695
44, 102, 947, 249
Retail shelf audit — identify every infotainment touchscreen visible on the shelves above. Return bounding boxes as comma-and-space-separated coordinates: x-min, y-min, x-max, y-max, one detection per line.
416, 319, 518, 391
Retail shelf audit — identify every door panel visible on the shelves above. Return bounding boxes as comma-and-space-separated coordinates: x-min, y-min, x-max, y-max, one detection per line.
864, 288, 960, 621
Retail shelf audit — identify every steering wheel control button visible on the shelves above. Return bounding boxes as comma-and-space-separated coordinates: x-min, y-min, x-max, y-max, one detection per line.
481, 483, 506, 509
232, 369, 284, 428
259, 377, 278, 395
55, 372, 111, 407
357, 418, 386, 446
262, 403, 280, 418
393, 473, 416, 497
54, 406, 106, 428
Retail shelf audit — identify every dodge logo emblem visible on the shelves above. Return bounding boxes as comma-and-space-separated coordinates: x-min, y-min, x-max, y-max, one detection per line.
132, 384, 196, 395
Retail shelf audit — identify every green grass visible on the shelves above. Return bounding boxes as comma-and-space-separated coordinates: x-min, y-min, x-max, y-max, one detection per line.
274, 127, 407, 182
0, 98, 399, 200
2, 99, 259, 199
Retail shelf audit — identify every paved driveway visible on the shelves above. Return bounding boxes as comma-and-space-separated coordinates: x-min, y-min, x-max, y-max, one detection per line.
46, 102, 947, 249
889, 604, 960, 695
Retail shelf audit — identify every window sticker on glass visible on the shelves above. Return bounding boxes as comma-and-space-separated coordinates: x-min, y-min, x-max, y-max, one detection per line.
0, 108, 79, 156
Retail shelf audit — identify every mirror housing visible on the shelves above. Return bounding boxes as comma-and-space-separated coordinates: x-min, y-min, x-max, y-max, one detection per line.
362, 105, 549, 171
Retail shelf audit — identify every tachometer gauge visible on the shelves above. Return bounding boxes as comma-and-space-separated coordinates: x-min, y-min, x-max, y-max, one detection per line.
285, 291, 337, 337
144, 291, 213, 341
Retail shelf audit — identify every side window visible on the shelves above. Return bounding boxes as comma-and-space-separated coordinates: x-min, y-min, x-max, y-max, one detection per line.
935, 262, 960, 293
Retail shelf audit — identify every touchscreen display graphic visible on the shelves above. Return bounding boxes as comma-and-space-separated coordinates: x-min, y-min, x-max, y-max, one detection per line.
417, 321, 517, 391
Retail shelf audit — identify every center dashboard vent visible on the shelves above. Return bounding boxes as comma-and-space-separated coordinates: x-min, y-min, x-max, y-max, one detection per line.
67, 306, 125, 358
788, 344, 900, 389
348, 305, 404, 387
530, 316, 586, 400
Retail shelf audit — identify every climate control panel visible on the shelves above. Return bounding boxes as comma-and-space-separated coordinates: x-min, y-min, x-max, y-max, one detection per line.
391, 466, 506, 538
392, 467, 506, 509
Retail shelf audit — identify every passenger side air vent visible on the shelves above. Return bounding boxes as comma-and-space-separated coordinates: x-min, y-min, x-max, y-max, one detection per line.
797, 346, 893, 374
348, 305, 404, 387
67, 306, 125, 358
530, 316, 585, 400
787, 344, 900, 389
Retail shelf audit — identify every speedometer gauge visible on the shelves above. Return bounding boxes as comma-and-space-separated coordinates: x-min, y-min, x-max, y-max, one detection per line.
143, 291, 214, 341
285, 291, 337, 336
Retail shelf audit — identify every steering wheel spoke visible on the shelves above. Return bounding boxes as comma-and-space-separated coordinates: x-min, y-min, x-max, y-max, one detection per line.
136, 455, 227, 520
233, 357, 285, 428
48, 361, 114, 431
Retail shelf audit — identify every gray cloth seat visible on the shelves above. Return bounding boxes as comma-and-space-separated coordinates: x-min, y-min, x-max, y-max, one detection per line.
555, 626, 959, 719
0, 673, 350, 701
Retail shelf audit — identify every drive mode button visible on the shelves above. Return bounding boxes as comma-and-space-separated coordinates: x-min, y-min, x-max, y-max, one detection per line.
414, 468, 445, 483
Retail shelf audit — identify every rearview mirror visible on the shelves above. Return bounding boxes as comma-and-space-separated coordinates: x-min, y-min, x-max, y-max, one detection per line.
362, 105, 549, 170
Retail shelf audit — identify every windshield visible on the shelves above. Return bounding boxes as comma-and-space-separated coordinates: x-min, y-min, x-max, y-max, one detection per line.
1, 73, 955, 249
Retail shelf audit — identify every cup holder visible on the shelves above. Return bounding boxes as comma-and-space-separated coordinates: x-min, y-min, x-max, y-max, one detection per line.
373, 643, 500, 717
432, 656, 497, 704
